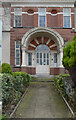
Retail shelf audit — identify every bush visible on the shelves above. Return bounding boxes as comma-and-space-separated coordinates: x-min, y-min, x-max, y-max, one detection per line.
13, 76, 25, 94
2, 63, 12, 74
54, 74, 68, 98
62, 35, 76, 69
12, 72, 31, 86
2, 74, 17, 104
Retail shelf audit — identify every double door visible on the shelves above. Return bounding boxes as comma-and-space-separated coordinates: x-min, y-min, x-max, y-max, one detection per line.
36, 51, 50, 75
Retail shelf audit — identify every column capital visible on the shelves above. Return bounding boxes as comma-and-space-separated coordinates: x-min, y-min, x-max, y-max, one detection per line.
22, 46, 27, 51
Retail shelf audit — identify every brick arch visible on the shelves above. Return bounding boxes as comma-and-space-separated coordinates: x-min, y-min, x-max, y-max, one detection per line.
22, 27, 64, 52
28, 36, 57, 50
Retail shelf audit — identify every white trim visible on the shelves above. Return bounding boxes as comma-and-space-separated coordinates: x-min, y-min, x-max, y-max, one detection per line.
41, 36, 44, 44
46, 39, 51, 45
49, 44, 56, 48
11, 11, 75, 16
11, 2, 75, 7
30, 43, 36, 48
34, 39, 39, 45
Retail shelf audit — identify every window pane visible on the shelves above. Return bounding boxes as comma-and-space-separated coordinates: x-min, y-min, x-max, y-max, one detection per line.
14, 8, 22, 15
28, 53, 32, 66
40, 59, 42, 65
37, 53, 39, 58
63, 8, 71, 16
44, 53, 46, 58
40, 53, 42, 58
47, 59, 49, 65
64, 16, 70, 28
15, 41, 20, 66
54, 53, 57, 63
37, 59, 39, 64
36, 45, 49, 51
16, 50, 19, 57
16, 41, 20, 48
15, 16, 21, 27
16, 58, 20, 65
39, 8, 46, 15
47, 53, 49, 58
39, 16, 46, 27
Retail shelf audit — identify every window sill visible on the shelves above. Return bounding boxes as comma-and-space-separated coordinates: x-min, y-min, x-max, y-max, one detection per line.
13, 66, 21, 68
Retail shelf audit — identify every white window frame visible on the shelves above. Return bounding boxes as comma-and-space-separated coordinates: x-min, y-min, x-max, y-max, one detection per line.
14, 8, 22, 27
15, 41, 20, 66
63, 8, 71, 28
38, 8, 46, 27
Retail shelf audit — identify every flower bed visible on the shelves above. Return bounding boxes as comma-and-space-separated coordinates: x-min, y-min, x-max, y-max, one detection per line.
54, 74, 75, 114
2, 72, 31, 117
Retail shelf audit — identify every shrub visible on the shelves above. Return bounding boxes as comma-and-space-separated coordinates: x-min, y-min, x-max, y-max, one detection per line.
13, 76, 25, 94
62, 35, 76, 69
2, 74, 16, 104
12, 72, 31, 86
54, 74, 68, 98
2, 63, 12, 74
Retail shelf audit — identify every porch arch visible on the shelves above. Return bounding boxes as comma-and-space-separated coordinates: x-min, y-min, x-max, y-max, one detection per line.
22, 27, 64, 52
21, 27, 64, 72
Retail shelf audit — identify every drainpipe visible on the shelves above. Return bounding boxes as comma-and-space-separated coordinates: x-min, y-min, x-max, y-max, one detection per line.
74, 1, 76, 32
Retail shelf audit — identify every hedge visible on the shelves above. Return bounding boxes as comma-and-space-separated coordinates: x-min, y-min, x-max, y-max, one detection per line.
2, 72, 31, 106
54, 74, 70, 98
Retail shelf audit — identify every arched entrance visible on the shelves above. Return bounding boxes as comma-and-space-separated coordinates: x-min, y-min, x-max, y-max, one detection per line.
21, 27, 64, 75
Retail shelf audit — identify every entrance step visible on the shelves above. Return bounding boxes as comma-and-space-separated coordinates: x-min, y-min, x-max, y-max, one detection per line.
31, 75, 54, 82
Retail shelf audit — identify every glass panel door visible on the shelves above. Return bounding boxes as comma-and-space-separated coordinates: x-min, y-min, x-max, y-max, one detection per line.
36, 52, 49, 65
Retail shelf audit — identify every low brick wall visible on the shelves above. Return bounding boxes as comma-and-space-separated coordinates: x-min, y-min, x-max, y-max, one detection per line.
50, 67, 65, 75
21, 67, 36, 75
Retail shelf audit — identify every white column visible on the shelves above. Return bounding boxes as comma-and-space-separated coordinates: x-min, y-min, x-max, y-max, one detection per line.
22, 47, 27, 66
59, 51, 63, 67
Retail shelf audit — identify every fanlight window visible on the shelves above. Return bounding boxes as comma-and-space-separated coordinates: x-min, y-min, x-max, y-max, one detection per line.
36, 45, 50, 51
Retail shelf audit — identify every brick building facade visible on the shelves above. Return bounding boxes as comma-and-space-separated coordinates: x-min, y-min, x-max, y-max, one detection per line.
1, 0, 76, 75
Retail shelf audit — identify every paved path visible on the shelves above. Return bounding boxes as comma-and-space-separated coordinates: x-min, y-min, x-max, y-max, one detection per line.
13, 82, 72, 118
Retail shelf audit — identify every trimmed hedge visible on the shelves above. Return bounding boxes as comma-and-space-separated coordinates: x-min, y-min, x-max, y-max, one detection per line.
2, 63, 12, 74
54, 74, 70, 98
2, 72, 31, 106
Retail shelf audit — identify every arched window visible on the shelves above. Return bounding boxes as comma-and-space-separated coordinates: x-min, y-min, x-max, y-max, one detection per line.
36, 45, 50, 51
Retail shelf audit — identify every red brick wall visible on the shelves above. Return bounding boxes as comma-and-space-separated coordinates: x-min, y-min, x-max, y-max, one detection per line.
10, 28, 31, 66
21, 67, 36, 75
10, 6, 75, 73
11, 7, 75, 28
50, 68, 65, 75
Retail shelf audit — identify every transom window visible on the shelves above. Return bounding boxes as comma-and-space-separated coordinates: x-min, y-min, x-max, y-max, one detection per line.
38, 8, 46, 27
36, 45, 49, 51
15, 41, 20, 66
63, 8, 71, 28
14, 8, 22, 27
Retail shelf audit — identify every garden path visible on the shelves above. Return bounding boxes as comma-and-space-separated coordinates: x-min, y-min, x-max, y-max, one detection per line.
13, 81, 72, 118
